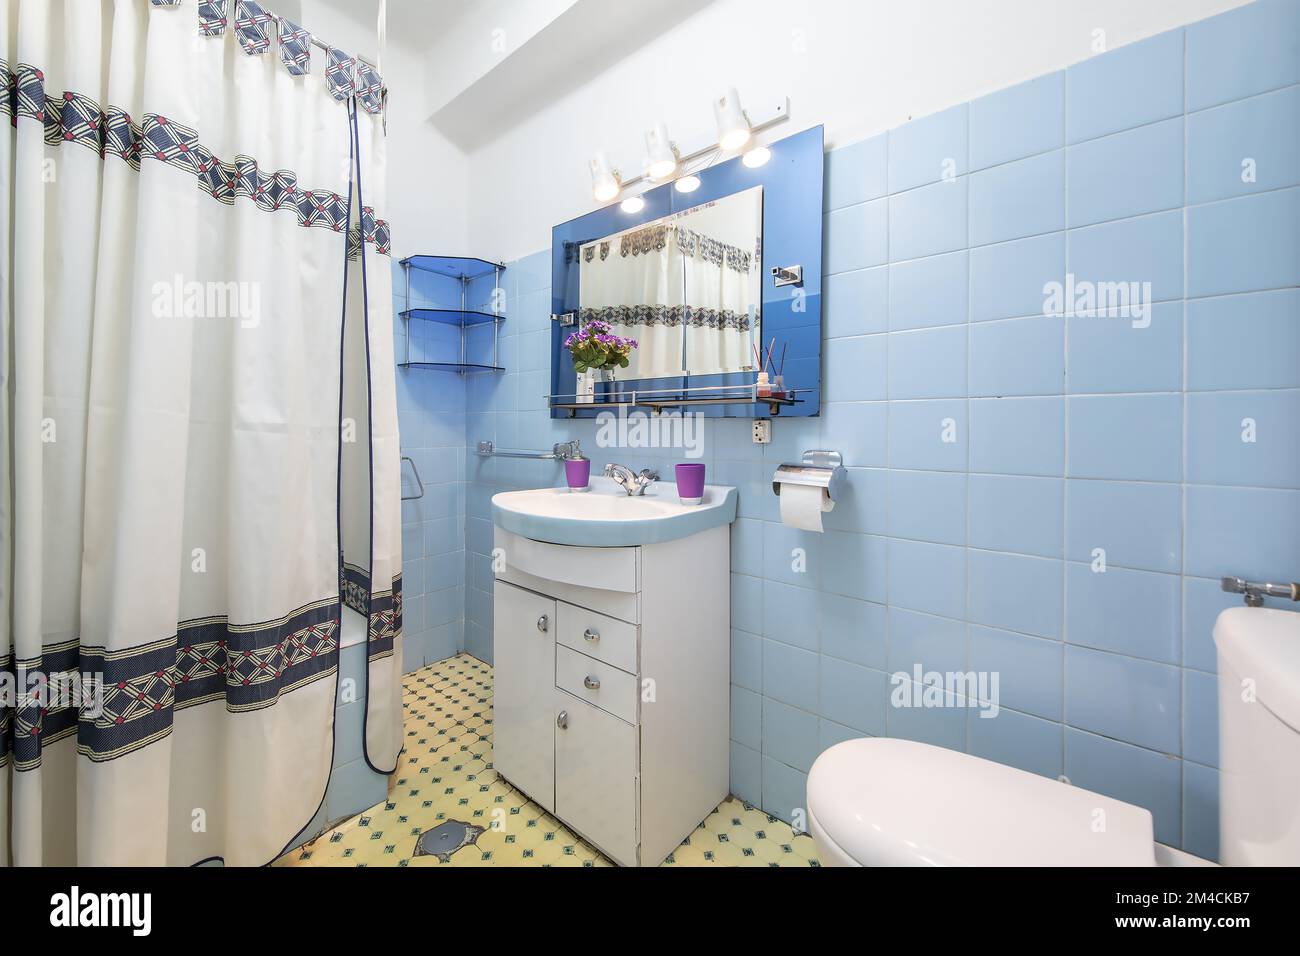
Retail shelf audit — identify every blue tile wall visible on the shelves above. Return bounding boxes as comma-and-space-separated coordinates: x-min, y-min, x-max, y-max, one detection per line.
969, 72, 1064, 171
393, 258, 468, 671
461, 248, 566, 663
1065, 28, 1185, 143
286, 638, 389, 851
454, 1, 1300, 861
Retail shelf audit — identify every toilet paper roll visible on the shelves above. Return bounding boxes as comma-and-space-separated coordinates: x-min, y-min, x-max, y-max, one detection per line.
779, 483, 834, 532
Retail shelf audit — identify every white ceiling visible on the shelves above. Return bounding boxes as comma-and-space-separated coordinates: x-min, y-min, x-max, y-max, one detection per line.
310, 0, 714, 151
312, 0, 479, 57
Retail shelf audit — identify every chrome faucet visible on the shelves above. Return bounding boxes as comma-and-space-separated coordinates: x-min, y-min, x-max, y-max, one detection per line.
604, 463, 660, 496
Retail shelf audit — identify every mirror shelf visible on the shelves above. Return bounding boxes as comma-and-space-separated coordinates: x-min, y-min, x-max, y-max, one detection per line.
545, 382, 807, 418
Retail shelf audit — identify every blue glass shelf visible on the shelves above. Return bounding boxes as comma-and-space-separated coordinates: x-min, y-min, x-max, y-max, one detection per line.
398, 361, 504, 373
398, 255, 505, 373
399, 255, 504, 281
400, 307, 504, 327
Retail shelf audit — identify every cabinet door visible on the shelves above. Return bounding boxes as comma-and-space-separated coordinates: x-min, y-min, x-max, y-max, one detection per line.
493, 580, 556, 812
555, 691, 638, 866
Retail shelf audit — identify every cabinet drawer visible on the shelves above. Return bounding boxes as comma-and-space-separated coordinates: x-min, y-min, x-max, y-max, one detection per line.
555, 690, 638, 866
557, 603, 638, 675
497, 529, 638, 594
556, 645, 638, 725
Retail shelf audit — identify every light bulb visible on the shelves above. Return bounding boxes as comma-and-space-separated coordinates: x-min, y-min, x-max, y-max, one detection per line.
590, 151, 620, 202
714, 87, 750, 151
674, 174, 701, 193
742, 145, 771, 168
620, 195, 646, 213
644, 122, 678, 180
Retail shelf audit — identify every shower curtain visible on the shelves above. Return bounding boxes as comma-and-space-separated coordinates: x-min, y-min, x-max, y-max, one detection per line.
0, 0, 401, 866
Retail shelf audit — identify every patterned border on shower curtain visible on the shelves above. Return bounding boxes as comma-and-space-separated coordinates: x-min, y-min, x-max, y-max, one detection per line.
1, 599, 341, 770
341, 564, 402, 659
0, 59, 393, 254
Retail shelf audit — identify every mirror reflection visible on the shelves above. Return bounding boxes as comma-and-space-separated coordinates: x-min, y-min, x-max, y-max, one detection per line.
576, 185, 762, 380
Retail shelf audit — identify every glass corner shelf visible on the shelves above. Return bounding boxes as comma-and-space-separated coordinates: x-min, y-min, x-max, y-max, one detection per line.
400, 307, 504, 328
399, 255, 505, 281
398, 255, 506, 374
398, 361, 504, 374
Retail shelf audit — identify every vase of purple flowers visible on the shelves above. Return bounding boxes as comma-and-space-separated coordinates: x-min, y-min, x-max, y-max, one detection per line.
564, 320, 637, 403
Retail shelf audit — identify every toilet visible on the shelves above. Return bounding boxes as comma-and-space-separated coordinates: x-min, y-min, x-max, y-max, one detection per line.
807, 738, 1164, 866
807, 606, 1299, 867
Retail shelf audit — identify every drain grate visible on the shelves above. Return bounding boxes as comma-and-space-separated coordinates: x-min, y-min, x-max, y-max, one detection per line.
413, 820, 485, 862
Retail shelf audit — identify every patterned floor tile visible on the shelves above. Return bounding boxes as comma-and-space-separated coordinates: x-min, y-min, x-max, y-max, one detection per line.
274, 654, 819, 868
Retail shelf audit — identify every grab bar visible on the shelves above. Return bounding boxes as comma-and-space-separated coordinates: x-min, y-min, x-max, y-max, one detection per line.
476, 440, 582, 461
400, 456, 425, 501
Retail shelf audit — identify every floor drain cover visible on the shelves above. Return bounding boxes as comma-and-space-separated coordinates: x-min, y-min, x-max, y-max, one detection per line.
414, 820, 484, 862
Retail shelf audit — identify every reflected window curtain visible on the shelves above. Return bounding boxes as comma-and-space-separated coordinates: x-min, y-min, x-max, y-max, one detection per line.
1, 0, 397, 866
678, 227, 756, 375
578, 226, 686, 380
577, 222, 756, 381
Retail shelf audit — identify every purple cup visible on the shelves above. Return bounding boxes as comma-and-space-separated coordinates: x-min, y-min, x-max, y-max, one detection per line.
675, 462, 706, 505
565, 458, 591, 492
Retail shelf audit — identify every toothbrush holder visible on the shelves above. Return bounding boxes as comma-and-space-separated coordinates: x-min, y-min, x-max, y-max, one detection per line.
675, 462, 706, 505
565, 458, 591, 492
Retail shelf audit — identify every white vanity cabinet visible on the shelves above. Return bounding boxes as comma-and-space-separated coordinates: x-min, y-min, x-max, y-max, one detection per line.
492, 524, 730, 867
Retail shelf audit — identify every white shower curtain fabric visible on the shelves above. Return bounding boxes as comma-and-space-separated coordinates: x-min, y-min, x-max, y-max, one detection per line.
0, 0, 401, 866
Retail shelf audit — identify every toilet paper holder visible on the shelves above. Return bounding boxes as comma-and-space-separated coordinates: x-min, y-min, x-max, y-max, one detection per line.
772, 449, 847, 502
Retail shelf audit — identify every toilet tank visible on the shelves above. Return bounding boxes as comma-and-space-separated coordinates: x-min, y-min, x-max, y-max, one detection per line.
1214, 607, 1300, 866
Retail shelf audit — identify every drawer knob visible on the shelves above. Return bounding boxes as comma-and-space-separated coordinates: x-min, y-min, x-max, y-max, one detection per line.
583, 675, 601, 690
583, 627, 600, 643
556, 710, 568, 729
536, 614, 548, 633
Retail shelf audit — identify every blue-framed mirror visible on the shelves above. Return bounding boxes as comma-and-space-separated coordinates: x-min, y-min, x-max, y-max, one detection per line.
549, 124, 824, 419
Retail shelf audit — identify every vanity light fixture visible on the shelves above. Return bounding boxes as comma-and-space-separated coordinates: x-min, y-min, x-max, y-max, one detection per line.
714, 87, 751, 151
590, 151, 621, 203
742, 145, 772, 168
584, 94, 788, 206
620, 195, 646, 213
644, 123, 679, 180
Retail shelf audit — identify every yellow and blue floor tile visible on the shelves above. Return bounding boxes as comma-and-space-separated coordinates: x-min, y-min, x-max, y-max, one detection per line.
274, 654, 820, 868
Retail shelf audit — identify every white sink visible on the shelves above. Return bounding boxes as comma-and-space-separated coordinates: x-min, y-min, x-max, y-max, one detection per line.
491, 476, 738, 546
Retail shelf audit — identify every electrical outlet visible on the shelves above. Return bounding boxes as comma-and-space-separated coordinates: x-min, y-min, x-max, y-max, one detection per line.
752, 419, 771, 444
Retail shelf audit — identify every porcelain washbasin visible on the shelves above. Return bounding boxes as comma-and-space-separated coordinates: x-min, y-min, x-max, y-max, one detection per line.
491, 475, 737, 547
